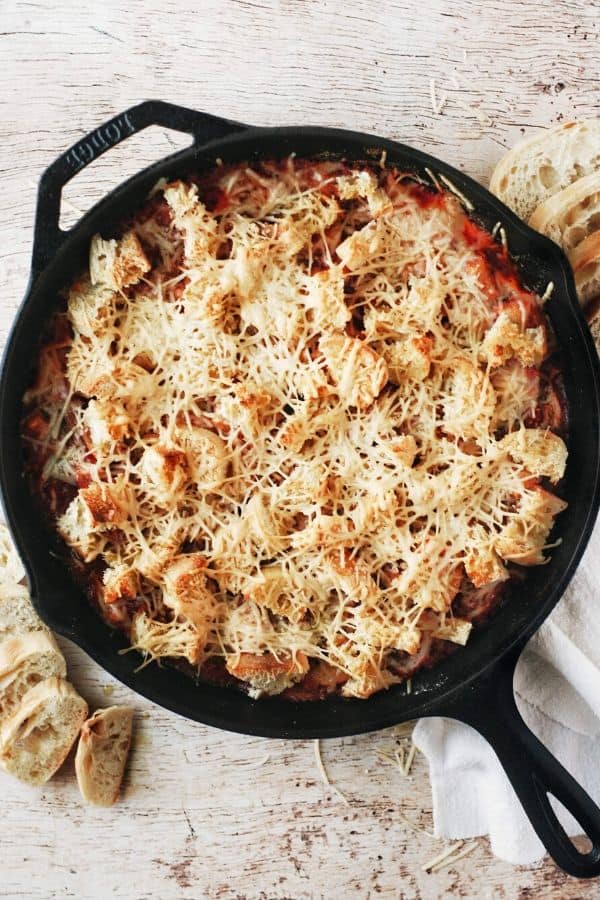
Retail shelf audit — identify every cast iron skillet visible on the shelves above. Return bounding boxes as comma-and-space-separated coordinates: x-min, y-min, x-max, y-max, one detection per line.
1, 101, 600, 877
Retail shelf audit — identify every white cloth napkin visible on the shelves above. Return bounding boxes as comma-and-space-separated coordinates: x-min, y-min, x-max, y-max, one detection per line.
412, 524, 600, 866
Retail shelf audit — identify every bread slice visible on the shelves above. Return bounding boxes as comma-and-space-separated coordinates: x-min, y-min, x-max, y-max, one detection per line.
0, 631, 66, 723
75, 706, 133, 806
0, 677, 88, 785
529, 172, 600, 253
0, 523, 25, 584
0, 584, 47, 640
570, 230, 600, 309
489, 120, 600, 221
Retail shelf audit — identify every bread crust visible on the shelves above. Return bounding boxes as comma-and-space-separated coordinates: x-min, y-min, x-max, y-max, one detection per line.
528, 171, 600, 251
571, 230, 600, 308
0, 631, 66, 722
0, 677, 87, 785
75, 706, 134, 806
490, 119, 600, 221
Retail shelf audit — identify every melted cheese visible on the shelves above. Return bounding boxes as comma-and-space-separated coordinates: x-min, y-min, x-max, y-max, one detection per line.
24, 160, 568, 697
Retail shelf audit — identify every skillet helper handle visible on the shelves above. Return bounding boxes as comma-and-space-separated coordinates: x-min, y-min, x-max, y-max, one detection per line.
443, 645, 600, 878
31, 99, 247, 275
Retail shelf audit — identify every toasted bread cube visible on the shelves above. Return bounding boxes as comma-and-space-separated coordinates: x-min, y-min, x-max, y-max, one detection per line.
162, 554, 217, 639
225, 651, 309, 698
58, 483, 130, 562
490, 362, 540, 431
341, 663, 397, 699
163, 181, 219, 264
90, 230, 150, 290
496, 486, 567, 565
183, 276, 230, 328
102, 565, 139, 605
433, 617, 473, 646
244, 564, 302, 621
327, 553, 384, 605
68, 277, 115, 339
336, 220, 383, 270
57, 495, 106, 562
352, 489, 398, 533
497, 428, 567, 484
389, 435, 418, 467
83, 399, 130, 447
130, 611, 204, 666
141, 445, 189, 502
177, 425, 228, 489
383, 539, 462, 614
305, 267, 350, 330
133, 522, 185, 581
275, 194, 339, 254
291, 513, 354, 553
380, 334, 434, 383
480, 312, 547, 367
79, 483, 130, 527
442, 358, 496, 438
337, 171, 393, 217
364, 277, 444, 339
69, 358, 155, 403
244, 494, 288, 556
320, 333, 388, 409
465, 545, 509, 588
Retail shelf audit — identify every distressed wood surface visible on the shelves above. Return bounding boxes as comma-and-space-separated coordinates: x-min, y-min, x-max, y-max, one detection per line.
1, 1, 600, 897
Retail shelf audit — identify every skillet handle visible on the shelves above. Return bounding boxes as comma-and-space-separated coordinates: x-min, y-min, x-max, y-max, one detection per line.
442, 645, 600, 878
31, 99, 247, 275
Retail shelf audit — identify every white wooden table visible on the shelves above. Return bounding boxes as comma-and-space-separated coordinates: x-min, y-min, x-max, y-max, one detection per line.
1, 1, 599, 896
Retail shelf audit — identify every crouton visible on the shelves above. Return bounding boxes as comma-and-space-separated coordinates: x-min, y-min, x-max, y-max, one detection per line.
380, 334, 434, 383
90, 230, 150, 290
102, 565, 139, 606
496, 486, 567, 565
320, 333, 388, 409
480, 312, 547, 367
304, 266, 350, 330
141, 445, 189, 502
497, 428, 567, 483
225, 651, 309, 698
162, 554, 217, 641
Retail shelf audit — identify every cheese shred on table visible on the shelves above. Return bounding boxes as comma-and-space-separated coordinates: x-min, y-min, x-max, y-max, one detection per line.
22, 157, 568, 700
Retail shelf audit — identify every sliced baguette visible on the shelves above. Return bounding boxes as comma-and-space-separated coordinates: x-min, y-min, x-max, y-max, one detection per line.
570, 230, 600, 309
0, 677, 88, 785
529, 172, 600, 253
0, 523, 25, 584
0, 584, 47, 640
0, 631, 66, 723
489, 119, 600, 221
75, 706, 133, 806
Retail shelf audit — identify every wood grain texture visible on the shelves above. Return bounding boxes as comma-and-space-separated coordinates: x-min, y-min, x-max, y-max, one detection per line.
1, 0, 600, 896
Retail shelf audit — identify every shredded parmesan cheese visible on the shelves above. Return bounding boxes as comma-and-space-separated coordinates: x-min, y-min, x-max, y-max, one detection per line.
454, 98, 493, 128
423, 839, 480, 873
437, 173, 475, 211
540, 281, 554, 304
376, 737, 417, 776
314, 739, 350, 806
22, 158, 568, 698
429, 78, 448, 117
